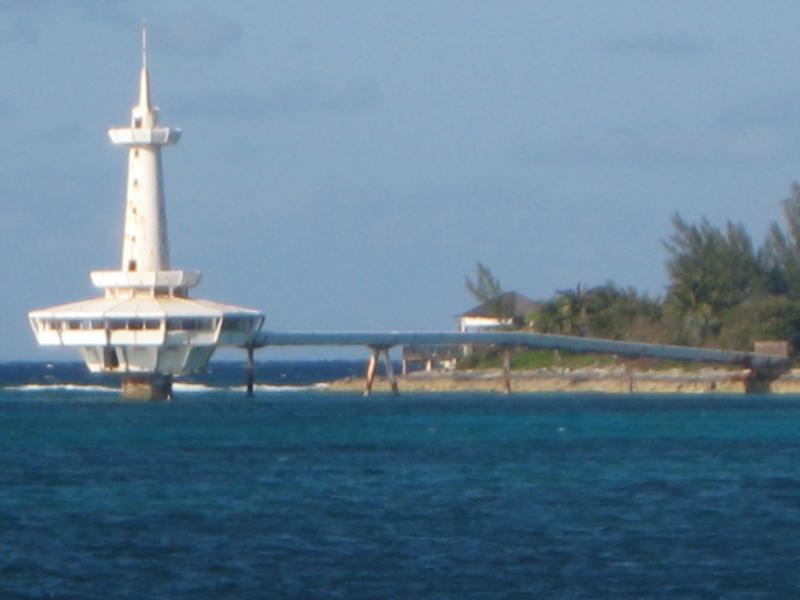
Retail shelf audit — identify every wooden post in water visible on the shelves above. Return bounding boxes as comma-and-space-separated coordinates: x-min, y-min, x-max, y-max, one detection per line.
383, 349, 399, 396
502, 348, 512, 395
624, 363, 634, 393
246, 346, 255, 397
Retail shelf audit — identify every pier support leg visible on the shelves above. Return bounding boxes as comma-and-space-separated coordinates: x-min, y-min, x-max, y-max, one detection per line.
744, 369, 774, 394
502, 349, 512, 395
246, 346, 255, 398
383, 349, 399, 396
364, 348, 379, 396
122, 373, 172, 400
624, 363, 634, 393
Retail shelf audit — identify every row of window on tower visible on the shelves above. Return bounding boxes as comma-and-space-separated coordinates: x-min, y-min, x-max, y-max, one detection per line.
33, 316, 258, 333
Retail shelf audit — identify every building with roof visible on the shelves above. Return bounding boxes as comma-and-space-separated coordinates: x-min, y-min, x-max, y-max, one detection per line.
458, 291, 538, 333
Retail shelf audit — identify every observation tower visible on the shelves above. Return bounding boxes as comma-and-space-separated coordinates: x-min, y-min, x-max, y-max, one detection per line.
28, 29, 264, 399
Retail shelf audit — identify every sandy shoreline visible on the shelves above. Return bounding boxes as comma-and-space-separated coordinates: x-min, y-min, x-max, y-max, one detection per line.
326, 366, 800, 394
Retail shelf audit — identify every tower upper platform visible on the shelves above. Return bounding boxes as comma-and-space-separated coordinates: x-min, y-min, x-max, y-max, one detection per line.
108, 25, 181, 148
108, 127, 181, 147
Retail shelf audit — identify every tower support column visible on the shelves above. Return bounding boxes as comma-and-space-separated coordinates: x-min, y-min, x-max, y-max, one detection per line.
382, 348, 399, 395
364, 348, 379, 396
246, 346, 255, 397
122, 373, 173, 400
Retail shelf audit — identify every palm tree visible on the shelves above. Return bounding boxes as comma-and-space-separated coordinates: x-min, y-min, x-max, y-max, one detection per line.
465, 262, 502, 303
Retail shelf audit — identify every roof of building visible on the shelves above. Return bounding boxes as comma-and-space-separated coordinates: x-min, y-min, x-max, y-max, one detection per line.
29, 295, 263, 320
459, 291, 538, 319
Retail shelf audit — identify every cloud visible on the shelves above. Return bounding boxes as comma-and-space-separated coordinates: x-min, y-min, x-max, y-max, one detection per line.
0, 0, 50, 43
152, 10, 243, 59
0, 0, 129, 23
175, 76, 383, 119
326, 77, 384, 114
0, 1, 135, 44
602, 32, 710, 58
75, 1, 134, 26
0, 0, 51, 13
506, 125, 789, 167
720, 92, 800, 131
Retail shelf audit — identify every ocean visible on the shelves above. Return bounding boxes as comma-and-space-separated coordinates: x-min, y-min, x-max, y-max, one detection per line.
1, 362, 800, 599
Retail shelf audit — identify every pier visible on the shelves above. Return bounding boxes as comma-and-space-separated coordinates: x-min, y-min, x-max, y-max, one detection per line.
248, 331, 789, 396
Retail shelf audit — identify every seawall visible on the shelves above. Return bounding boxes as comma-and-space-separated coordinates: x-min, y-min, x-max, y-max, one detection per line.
327, 366, 800, 394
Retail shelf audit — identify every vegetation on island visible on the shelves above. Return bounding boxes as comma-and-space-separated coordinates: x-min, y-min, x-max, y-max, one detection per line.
463, 184, 800, 367
465, 262, 503, 304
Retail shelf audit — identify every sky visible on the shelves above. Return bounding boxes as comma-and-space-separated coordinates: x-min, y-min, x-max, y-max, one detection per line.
4, 1, 800, 361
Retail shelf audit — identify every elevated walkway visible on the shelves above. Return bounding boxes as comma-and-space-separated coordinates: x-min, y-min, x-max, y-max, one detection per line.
248, 330, 790, 396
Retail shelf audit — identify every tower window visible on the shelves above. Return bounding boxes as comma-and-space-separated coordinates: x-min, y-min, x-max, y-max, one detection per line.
128, 259, 137, 272
134, 117, 142, 128
134, 149, 139, 157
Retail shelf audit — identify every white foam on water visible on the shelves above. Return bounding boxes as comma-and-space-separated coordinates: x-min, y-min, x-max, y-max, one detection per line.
4, 381, 330, 396
5, 383, 117, 394
249, 382, 329, 393
172, 382, 329, 394
171, 382, 216, 394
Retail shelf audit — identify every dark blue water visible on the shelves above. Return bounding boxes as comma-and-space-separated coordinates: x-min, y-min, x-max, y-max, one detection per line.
2, 363, 800, 598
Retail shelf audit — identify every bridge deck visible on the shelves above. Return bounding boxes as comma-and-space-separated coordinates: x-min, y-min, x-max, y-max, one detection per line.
251, 331, 788, 370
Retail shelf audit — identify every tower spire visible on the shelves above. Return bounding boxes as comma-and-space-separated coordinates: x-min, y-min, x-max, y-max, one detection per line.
138, 22, 151, 110
142, 21, 148, 69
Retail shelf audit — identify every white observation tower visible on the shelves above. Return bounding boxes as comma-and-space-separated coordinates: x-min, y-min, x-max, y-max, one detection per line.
29, 28, 264, 399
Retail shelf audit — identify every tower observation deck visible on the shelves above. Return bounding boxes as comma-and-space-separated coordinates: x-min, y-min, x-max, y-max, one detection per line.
28, 28, 264, 399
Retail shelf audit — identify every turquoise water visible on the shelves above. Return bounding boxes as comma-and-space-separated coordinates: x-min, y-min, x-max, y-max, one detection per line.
1, 364, 800, 598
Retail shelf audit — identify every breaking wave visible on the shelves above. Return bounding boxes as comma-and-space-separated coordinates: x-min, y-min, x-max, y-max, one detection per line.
256, 382, 329, 392
4, 383, 117, 394
172, 382, 329, 394
3, 382, 329, 395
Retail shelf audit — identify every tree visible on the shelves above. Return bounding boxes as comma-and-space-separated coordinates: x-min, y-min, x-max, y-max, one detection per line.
663, 213, 764, 344
762, 183, 800, 297
532, 282, 663, 341
530, 284, 586, 335
583, 283, 663, 341
555, 284, 589, 335
465, 262, 502, 303
717, 294, 800, 350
